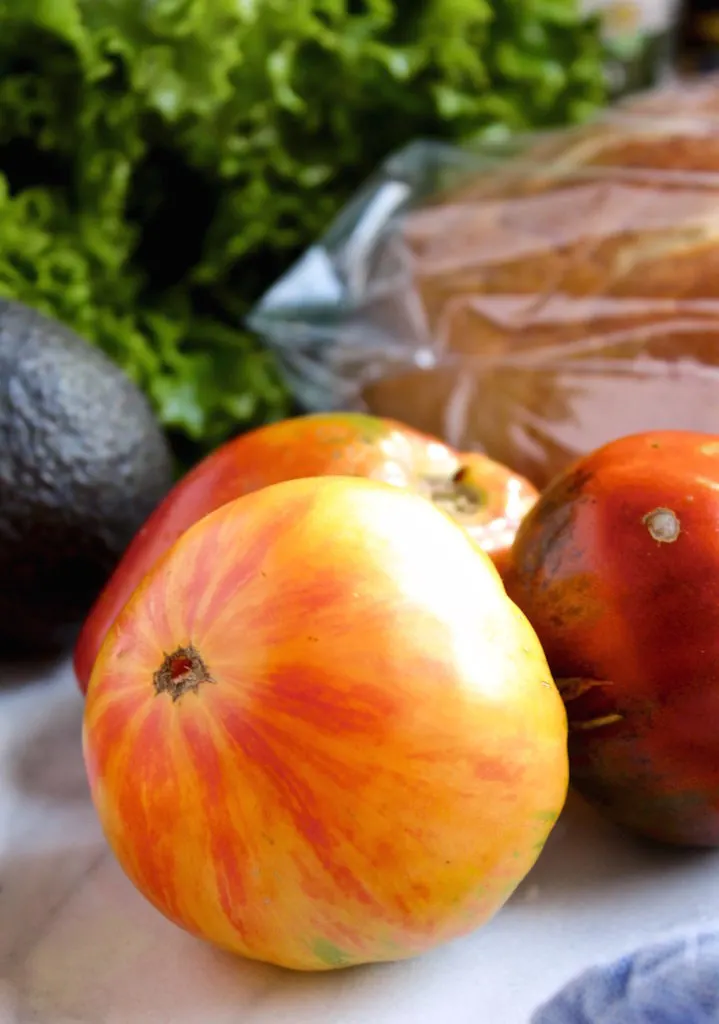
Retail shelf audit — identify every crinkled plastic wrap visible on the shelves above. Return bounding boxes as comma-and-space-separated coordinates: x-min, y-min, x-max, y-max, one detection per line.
249, 74, 719, 490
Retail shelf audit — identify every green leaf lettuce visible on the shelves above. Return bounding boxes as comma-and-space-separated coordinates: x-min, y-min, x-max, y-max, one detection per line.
0, 0, 605, 458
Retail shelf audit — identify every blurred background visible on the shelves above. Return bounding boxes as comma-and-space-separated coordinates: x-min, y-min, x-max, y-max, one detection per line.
0, 0, 711, 472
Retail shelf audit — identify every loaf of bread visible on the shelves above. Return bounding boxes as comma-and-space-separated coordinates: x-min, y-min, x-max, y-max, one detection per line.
358, 75, 719, 488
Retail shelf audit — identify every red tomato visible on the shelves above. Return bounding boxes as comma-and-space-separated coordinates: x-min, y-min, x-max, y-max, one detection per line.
506, 430, 719, 846
74, 413, 537, 693
83, 477, 567, 970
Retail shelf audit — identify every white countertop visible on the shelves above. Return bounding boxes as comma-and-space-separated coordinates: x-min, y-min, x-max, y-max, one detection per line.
2, 657, 719, 1024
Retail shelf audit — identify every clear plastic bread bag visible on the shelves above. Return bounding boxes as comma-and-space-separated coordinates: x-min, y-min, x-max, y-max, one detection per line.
249, 74, 719, 490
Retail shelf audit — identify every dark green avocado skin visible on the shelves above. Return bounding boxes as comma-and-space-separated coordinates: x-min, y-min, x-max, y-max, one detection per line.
0, 299, 173, 655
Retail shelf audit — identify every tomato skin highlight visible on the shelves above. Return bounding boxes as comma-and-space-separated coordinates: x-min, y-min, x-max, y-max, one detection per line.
506, 430, 719, 846
83, 476, 567, 970
73, 413, 537, 694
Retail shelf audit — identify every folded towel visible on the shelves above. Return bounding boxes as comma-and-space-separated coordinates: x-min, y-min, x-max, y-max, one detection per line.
532, 931, 719, 1024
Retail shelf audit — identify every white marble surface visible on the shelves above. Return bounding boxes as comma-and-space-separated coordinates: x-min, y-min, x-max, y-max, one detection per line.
2, 658, 719, 1024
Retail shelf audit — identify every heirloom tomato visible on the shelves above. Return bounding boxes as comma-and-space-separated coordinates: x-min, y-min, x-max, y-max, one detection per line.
83, 476, 567, 970
74, 412, 536, 692
506, 431, 719, 846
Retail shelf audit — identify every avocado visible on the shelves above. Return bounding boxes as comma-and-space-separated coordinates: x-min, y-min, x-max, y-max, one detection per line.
0, 299, 174, 655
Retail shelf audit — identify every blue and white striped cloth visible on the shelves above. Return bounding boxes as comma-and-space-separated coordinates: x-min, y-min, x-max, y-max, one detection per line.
532, 931, 719, 1024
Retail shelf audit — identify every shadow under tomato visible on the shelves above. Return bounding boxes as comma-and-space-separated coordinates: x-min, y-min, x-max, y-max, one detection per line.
8, 668, 88, 806
510, 789, 719, 912
0, 840, 417, 1024
0, 839, 279, 1016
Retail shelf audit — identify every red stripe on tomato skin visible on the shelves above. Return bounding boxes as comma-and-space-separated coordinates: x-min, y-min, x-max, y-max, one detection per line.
406, 742, 525, 787
109, 537, 212, 667
212, 667, 397, 802
247, 714, 376, 797
244, 702, 488, 837
165, 515, 224, 641
110, 708, 191, 928
210, 688, 506, 935
179, 711, 250, 941
96, 495, 311, 695
197, 574, 370, 688
86, 609, 151, 701
212, 709, 408, 907
200, 496, 315, 624
213, 700, 381, 911
259, 662, 401, 737
85, 664, 146, 715
226, 577, 360, 656
134, 571, 178, 658
84, 690, 148, 787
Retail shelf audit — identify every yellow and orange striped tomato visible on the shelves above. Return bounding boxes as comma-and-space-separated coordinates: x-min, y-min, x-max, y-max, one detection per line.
83, 476, 567, 971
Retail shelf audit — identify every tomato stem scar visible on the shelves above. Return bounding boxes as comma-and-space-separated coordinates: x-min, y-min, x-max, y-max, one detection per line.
153, 644, 215, 702
426, 464, 489, 518
643, 507, 681, 544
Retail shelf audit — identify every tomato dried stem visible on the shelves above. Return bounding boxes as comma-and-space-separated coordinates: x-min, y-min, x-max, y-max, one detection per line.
153, 644, 215, 702
643, 507, 681, 544
427, 465, 489, 518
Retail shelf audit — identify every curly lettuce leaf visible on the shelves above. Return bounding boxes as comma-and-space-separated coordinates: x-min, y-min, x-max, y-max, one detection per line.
0, 0, 605, 457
